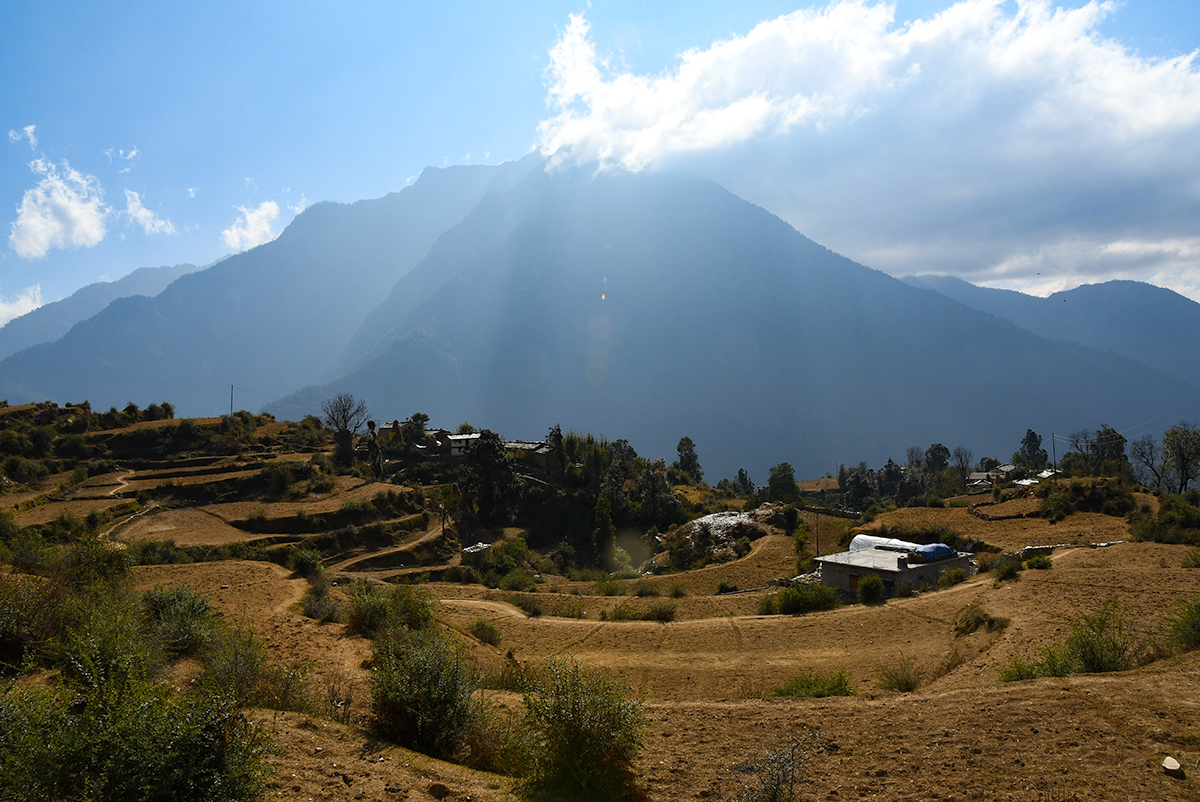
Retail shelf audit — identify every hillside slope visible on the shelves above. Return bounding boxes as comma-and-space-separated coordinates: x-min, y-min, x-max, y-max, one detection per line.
267, 168, 1198, 479
0, 262, 200, 360
0, 157, 539, 414
903, 274, 1200, 386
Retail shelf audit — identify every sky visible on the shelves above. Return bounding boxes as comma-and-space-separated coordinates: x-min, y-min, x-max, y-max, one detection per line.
3, 0, 1200, 327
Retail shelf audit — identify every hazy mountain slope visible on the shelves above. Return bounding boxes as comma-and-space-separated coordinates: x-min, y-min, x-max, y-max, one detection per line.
0, 158, 537, 415
902, 275, 1200, 385
0, 263, 200, 360
267, 170, 1196, 480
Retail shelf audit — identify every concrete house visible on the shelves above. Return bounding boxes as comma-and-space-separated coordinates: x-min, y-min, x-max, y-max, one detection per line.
815, 534, 972, 596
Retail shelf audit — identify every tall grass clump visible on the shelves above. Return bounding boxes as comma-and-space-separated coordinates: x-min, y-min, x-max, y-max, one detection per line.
1170, 595, 1200, 651
1182, 547, 1200, 569
772, 669, 855, 698
1001, 599, 1146, 681
876, 654, 923, 692
520, 656, 645, 801
301, 573, 341, 623
1025, 555, 1053, 570
140, 583, 218, 656
370, 628, 480, 760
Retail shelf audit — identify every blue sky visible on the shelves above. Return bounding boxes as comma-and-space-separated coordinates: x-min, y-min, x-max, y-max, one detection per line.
3, 1, 1200, 324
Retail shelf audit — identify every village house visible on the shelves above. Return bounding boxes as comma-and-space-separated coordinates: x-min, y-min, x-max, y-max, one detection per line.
815, 534, 972, 596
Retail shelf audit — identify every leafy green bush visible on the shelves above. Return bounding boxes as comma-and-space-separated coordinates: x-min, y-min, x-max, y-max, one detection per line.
857, 574, 884, 605
201, 625, 310, 711
140, 584, 218, 656
632, 579, 660, 597
520, 657, 645, 801
301, 581, 340, 623
370, 629, 480, 759
716, 580, 738, 595
772, 669, 855, 698
469, 618, 502, 646
668, 583, 687, 598
1000, 599, 1144, 681
876, 654, 922, 692
1170, 595, 1200, 651
644, 601, 677, 622
1067, 600, 1137, 673
773, 583, 840, 615
937, 567, 967, 588
991, 554, 1024, 581
0, 680, 270, 802
345, 580, 435, 637
286, 546, 323, 578
1025, 555, 1053, 570
1182, 547, 1200, 569
593, 580, 624, 597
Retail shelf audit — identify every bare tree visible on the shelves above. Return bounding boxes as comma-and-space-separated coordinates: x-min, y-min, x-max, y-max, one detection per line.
321, 393, 369, 465
952, 446, 973, 489
1130, 434, 1166, 489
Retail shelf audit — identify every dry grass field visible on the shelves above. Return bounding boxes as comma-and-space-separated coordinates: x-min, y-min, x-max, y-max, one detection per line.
5, 427, 1199, 802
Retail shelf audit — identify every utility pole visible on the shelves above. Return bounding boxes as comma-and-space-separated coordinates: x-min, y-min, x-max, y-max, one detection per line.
1051, 433, 1056, 471
230, 385, 234, 417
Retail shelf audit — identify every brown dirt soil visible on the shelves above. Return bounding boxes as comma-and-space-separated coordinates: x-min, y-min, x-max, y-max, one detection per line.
116, 506, 255, 546
17, 478, 1200, 800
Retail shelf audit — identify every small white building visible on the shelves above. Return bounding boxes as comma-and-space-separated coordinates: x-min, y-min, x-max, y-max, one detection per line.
815, 534, 972, 596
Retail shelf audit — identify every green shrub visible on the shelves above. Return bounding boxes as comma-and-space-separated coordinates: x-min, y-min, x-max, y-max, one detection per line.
953, 601, 1009, 637
876, 654, 922, 692
593, 580, 624, 597
644, 601, 677, 622
1182, 547, 1200, 569
501, 570, 539, 593
1170, 595, 1200, 651
1025, 555, 1053, 570
286, 546, 323, 578
772, 669, 855, 698
468, 618, 502, 646
345, 580, 435, 637
668, 583, 687, 598
857, 574, 884, 605
998, 655, 1040, 682
756, 596, 778, 616
733, 536, 752, 558
992, 554, 1024, 581
937, 567, 967, 589
632, 579, 660, 597
201, 625, 310, 712
301, 582, 340, 623
520, 657, 645, 801
716, 580, 738, 595
775, 583, 840, 615
370, 629, 479, 759
140, 584, 218, 656
0, 680, 271, 802
1067, 599, 1137, 673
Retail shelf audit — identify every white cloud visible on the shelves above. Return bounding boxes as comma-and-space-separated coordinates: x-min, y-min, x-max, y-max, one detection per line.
186, 187, 196, 198
538, 1, 1200, 298
0, 285, 42, 327
8, 159, 109, 259
287, 193, 308, 216
7, 125, 37, 150
220, 201, 280, 252
123, 189, 176, 236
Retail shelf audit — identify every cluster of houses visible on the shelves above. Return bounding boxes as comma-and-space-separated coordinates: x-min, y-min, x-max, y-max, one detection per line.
373, 419, 558, 473
966, 464, 1059, 493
